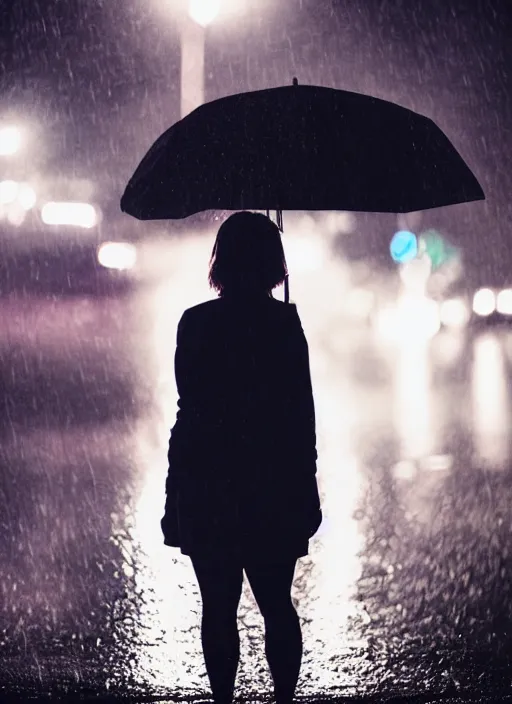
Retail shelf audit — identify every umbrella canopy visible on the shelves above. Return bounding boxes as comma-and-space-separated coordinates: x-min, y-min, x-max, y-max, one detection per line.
121, 81, 484, 221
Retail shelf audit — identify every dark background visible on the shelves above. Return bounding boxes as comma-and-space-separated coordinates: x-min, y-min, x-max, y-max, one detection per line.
0, 0, 510, 285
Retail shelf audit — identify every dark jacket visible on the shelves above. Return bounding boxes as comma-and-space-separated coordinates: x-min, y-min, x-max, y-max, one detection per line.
161, 291, 322, 558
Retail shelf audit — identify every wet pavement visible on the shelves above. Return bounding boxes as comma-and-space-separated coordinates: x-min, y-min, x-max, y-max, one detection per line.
1, 233, 512, 703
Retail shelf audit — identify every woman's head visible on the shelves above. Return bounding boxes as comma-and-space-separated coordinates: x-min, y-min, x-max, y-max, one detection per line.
208, 211, 288, 296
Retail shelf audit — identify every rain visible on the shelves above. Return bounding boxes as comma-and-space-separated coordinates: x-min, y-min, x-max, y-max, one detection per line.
0, 0, 511, 702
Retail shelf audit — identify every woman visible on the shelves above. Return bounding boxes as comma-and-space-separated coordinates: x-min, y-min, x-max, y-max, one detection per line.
161, 211, 322, 704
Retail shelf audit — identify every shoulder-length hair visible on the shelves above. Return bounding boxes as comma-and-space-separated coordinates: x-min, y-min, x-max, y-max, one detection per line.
208, 211, 288, 295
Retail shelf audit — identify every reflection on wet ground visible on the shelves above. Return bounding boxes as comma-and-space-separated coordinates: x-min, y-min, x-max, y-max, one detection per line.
1, 236, 512, 701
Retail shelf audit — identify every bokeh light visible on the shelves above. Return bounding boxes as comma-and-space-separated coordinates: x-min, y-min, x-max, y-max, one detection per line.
18, 184, 37, 210
473, 288, 496, 316
0, 180, 19, 205
496, 289, 512, 315
390, 230, 418, 263
97, 242, 137, 270
439, 298, 470, 328
399, 254, 432, 294
0, 126, 22, 156
376, 293, 440, 343
41, 201, 99, 229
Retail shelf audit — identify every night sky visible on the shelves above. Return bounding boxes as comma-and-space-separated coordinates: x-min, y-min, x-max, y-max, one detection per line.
0, 0, 511, 285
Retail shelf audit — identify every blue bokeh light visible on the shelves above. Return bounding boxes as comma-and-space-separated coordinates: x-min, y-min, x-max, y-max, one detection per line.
390, 230, 418, 263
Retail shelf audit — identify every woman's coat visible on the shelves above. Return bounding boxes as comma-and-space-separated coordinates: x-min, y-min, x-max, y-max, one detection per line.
161, 293, 322, 558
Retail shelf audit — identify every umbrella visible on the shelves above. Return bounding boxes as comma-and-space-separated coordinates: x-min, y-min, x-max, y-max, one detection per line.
121, 79, 483, 219
121, 79, 484, 301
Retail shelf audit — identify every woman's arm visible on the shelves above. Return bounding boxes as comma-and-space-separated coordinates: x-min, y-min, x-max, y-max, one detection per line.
282, 305, 318, 469
162, 311, 195, 544
166, 310, 195, 476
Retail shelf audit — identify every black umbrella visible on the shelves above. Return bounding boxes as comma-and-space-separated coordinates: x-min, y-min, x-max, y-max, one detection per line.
121, 79, 484, 301
121, 79, 483, 219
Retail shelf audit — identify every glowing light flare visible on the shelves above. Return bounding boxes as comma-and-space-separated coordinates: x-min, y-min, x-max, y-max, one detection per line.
473, 288, 495, 316
284, 234, 327, 273
390, 230, 417, 263
392, 323, 433, 459
97, 242, 137, 270
41, 201, 98, 229
346, 287, 374, 319
0, 181, 37, 214
497, 289, 512, 315
376, 294, 440, 343
18, 184, 37, 210
0, 180, 19, 204
439, 298, 470, 328
399, 254, 432, 294
7, 206, 27, 226
433, 330, 466, 368
188, 0, 221, 26
0, 126, 22, 156
472, 334, 509, 468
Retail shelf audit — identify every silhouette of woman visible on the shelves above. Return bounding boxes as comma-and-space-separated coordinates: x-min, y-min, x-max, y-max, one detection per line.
161, 211, 322, 704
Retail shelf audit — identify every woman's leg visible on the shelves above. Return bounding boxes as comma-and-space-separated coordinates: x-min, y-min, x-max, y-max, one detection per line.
245, 558, 301, 704
190, 554, 244, 704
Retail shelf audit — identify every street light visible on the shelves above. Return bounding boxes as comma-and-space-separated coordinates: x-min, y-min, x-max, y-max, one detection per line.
0, 126, 22, 156
189, 0, 221, 27
180, 0, 221, 118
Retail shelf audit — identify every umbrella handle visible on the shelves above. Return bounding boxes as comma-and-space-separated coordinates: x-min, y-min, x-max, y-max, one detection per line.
266, 208, 289, 303
277, 209, 290, 303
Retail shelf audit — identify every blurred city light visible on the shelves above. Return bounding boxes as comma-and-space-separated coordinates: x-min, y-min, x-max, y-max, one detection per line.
428, 256, 464, 297
323, 211, 356, 237
420, 454, 454, 472
390, 230, 417, 263
472, 334, 509, 468
18, 183, 37, 210
473, 288, 496, 316
97, 242, 137, 271
399, 254, 432, 294
0, 180, 19, 205
496, 288, 512, 315
0, 180, 37, 226
0, 180, 36, 211
0, 126, 22, 156
284, 233, 328, 273
391, 460, 417, 480
6, 204, 27, 226
431, 329, 466, 368
41, 202, 99, 229
419, 229, 458, 270
376, 293, 440, 343
392, 315, 434, 458
345, 287, 374, 320
439, 298, 470, 328
188, 0, 221, 26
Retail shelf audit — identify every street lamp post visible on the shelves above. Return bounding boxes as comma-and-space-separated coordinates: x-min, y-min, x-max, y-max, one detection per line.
180, 0, 220, 119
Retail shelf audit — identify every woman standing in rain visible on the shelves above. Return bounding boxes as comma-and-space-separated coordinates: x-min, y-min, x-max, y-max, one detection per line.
161, 211, 322, 704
